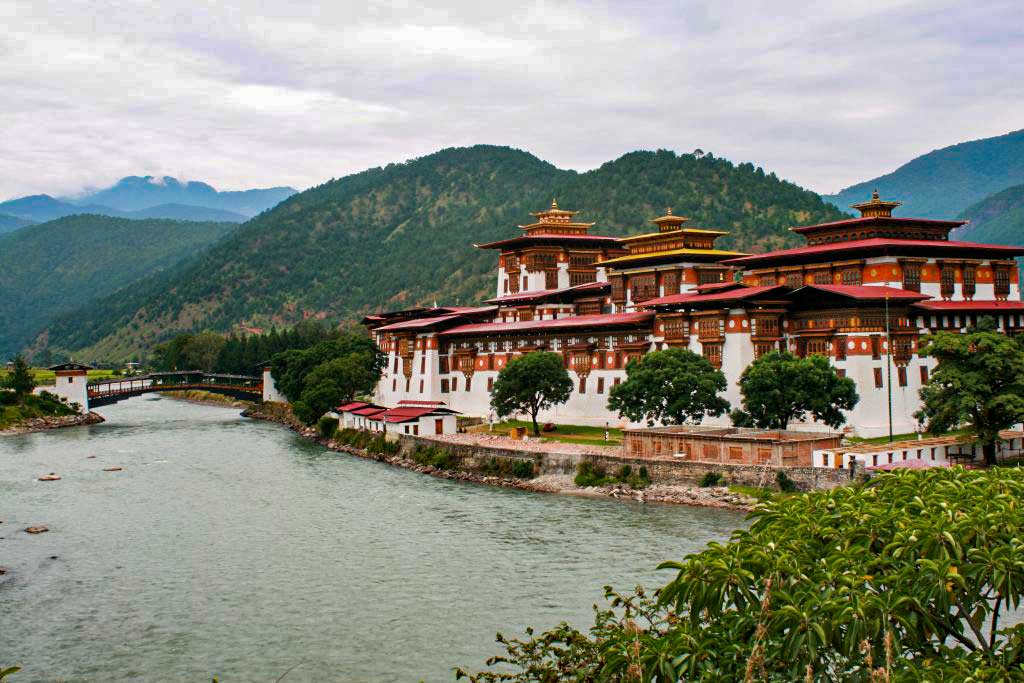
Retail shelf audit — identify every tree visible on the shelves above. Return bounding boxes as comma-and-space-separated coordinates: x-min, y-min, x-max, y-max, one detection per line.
607, 348, 729, 426
294, 352, 381, 424
183, 331, 226, 372
490, 352, 572, 436
4, 354, 36, 404
271, 333, 384, 403
462, 467, 1024, 682
738, 350, 858, 430
916, 316, 1024, 466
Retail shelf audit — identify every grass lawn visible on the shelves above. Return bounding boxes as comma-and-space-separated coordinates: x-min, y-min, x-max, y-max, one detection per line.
478, 419, 624, 446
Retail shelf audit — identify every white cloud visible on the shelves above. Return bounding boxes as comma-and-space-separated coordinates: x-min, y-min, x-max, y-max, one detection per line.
0, 0, 1021, 199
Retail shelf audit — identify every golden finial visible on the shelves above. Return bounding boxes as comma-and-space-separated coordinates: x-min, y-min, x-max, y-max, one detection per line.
551, 198, 558, 208
666, 207, 673, 215
871, 189, 880, 201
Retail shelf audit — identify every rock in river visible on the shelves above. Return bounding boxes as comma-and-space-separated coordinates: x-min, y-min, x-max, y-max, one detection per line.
25, 525, 49, 534
38, 473, 61, 481
103, 466, 123, 472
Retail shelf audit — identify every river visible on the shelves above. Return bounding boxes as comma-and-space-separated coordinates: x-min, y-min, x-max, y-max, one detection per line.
1, 397, 745, 682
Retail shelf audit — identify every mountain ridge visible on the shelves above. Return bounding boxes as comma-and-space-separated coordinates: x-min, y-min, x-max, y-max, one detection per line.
0, 214, 238, 359
39, 144, 847, 361
823, 128, 1024, 219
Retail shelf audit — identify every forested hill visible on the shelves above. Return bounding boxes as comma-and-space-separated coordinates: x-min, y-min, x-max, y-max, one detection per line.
42, 145, 845, 361
824, 128, 1024, 219
955, 183, 1024, 246
0, 215, 237, 360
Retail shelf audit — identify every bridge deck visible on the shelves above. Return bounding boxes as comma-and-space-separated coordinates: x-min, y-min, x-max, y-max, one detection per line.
87, 373, 262, 407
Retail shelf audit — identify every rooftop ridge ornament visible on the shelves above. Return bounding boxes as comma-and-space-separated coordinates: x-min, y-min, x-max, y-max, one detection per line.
520, 199, 595, 235
851, 189, 902, 218
651, 206, 690, 232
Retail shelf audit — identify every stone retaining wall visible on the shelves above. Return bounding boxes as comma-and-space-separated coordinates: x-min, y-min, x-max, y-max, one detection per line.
397, 435, 858, 491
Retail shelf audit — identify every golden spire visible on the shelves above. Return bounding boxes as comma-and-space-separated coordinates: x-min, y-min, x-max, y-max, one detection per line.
851, 189, 901, 218
651, 206, 689, 232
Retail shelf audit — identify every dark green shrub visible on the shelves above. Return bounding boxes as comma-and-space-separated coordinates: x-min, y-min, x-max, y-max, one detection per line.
512, 460, 535, 479
638, 466, 649, 481
317, 415, 339, 439
411, 445, 456, 470
574, 461, 610, 487
617, 465, 632, 480
776, 470, 798, 493
700, 471, 724, 487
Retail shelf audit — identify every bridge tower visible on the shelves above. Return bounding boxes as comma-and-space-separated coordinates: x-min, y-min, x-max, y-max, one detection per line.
261, 365, 286, 403
47, 363, 91, 413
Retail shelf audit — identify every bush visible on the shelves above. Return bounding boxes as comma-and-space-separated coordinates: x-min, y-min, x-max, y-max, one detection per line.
511, 460, 535, 479
574, 461, 610, 488
463, 468, 1024, 682
699, 471, 724, 487
411, 445, 456, 470
317, 415, 339, 439
775, 470, 798, 493
617, 465, 632, 480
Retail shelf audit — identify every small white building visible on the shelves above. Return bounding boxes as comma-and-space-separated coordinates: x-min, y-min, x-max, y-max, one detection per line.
813, 429, 1024, 469
379, 401, 461, 436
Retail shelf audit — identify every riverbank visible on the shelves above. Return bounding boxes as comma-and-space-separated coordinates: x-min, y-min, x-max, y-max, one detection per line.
162, 389, 254, 409
242, 403, 757, 511
0, 411, 105, 436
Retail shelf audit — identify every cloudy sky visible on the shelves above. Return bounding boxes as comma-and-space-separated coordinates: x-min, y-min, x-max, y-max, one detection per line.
2, 0, 1022, 200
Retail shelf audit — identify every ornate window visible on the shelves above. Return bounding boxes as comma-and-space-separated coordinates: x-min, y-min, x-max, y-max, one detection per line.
630, 274, 657, 302
841, 268, 862, 285
940, 265, 955, 299
698, 270, 724, 285
962, 265, 976, 299
702, 343, 723, 368
570, 270, 596, 286
609, 277, 625, 301
902, 263, 921, 292
813, 270, 832, 285
545, 270, 559, 289
785, 272, 803, 289
660, 270, 680, 296
995, 266, 1011, 299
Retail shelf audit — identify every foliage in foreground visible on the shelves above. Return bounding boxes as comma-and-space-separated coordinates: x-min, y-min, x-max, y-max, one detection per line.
0, 390, 75, 430
460, 467, 1024, 681
574, 461, 650, 489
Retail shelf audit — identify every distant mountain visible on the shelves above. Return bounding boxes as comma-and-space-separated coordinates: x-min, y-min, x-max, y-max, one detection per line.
0, 194, 249, 223
953, 183, 1024, 246
66, 176, 297, 217
0, 213, 34, 235
41, 145, 846, 361
0, 195, 115, 223
121, 203, 248, 222
824, 129, 1024, 219
0, 215, 237, 360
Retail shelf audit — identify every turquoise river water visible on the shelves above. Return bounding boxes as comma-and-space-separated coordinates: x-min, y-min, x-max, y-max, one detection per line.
1, 397, 745, 682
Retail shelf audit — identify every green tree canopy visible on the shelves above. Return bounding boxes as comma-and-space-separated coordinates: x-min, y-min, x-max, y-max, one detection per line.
182, 331, 226, 373
462, 467, 1024, 682
738, 351, 858, 430
4, 354, 36, 403
607, 348, 729, 426
270, 333, 383, 403
916, 317, 1024, 466
490, 351, 572, 436
293, 352, 382, 425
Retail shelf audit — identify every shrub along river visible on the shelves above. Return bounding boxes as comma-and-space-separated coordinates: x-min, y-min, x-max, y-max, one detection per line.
1, 397, 745, 682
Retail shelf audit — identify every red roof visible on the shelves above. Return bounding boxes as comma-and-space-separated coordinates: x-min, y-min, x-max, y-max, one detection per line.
440, 311, 654, 337
485, 281, 609, 305
350, 406, 387, 417
914, 300, 1024, 312
475, 234, 622, 249
373, 314, 469, 332
641, 285, 788, 307
397, 400, 448, 407
337, 401, 370, 412
694, 281, 744, 293
380, 405, 460, 423
791, 284, 931, 301
789, 216, 965, 234
722, 238, 1024, 267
